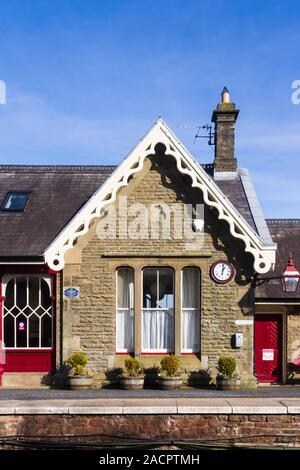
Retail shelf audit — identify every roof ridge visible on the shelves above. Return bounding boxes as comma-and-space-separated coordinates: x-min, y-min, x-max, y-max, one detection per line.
267, 219, 300, 224
0, 164, 117, 173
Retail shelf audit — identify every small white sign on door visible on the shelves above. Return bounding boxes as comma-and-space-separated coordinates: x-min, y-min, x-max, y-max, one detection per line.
262, 349, 274, 361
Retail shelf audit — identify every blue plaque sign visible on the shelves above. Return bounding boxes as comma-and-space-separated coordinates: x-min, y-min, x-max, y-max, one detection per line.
64, 287, 80, 299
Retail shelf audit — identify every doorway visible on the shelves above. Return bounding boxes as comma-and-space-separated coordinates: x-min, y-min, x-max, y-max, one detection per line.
254, 314, 283, 383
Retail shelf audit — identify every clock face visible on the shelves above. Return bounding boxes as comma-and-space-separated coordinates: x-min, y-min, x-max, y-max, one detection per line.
210, 261, 235, 284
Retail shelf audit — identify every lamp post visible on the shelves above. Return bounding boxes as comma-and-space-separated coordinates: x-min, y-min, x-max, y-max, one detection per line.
252, 254, 300, 293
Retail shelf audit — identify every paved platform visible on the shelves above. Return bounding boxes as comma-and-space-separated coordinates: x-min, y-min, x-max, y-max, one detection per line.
1, 386, 300, 400
0, 397, 299, 415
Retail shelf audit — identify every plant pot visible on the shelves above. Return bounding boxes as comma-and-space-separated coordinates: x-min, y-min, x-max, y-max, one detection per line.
216, 377, 240, 390
69, 375, 93, 390
119, 375, 145, 390
158, 376, 182, 390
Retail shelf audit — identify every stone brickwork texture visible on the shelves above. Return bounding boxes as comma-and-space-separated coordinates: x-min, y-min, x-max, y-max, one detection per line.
0, 414, 300, 447
62, 152, 256, 385
287, 314, 300, 383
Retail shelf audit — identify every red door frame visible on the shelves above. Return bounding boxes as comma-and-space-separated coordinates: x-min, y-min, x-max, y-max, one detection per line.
0, 265, 56, 375
254, 314, 283, 383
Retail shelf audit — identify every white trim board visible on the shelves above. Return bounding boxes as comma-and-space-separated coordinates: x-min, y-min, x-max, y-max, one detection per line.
44, 119, 276, 273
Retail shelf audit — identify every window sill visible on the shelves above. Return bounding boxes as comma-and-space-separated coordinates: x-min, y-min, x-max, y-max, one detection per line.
181, 351, 200, 356
141, 351, 174, 355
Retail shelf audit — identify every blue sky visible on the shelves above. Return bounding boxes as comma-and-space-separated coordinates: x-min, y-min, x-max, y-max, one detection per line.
0, 0, 300, 217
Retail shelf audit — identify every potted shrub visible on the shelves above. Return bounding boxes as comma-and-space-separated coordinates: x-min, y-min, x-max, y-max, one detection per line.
119, 357, 144, 390
144, 366, 160, 387
216, 355, 240, 390
188, 369, 212, 387
67, 352, 93, 390
158, 355, 182, 390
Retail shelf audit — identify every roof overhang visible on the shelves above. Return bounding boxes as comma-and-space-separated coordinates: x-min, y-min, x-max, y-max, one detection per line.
44, 119, 277, 274
0, 256, 44, 265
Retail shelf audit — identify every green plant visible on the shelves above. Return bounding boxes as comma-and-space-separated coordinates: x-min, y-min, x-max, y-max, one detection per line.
160, 355, 180, 377
144, 366, 160, 386
124, 357, 143, 377
67, 352, 92, 376
217, 356, 238, 378
188, 369, 212, 387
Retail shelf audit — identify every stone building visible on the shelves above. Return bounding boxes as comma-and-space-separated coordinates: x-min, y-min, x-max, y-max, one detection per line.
0, 89, 298, 388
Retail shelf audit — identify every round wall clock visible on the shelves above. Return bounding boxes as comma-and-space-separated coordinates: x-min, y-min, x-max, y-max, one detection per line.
210, 260, 235, 284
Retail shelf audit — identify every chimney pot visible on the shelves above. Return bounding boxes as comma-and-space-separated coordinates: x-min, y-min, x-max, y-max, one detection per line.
221, 86, 230, 104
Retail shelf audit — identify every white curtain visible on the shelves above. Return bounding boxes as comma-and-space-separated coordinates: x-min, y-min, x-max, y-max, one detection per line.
116, 268, 134, 351
182, 268, 198, 308
143, 309, 174, 351
181, 310, 200, 351
117, 268, 134, 309
182, 268, 200, 351
116, 310, 134, 352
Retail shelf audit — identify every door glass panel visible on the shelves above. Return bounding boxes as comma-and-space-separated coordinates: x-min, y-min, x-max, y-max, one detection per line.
16, 314, 27, 347
29, 314, 40, 347
4, 315, 14, 347
16, 277, 27, 309
41, 279, 52, 309
29, 277, 39, 310
3, 275, 53, 349
4, 279, 14, 309
41, 315, 52, 347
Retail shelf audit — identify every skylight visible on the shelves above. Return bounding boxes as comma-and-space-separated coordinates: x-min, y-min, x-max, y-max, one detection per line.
1, 192, 30, 211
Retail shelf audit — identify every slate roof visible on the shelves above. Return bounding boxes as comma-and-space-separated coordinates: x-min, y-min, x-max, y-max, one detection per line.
0, 163, 269, 258
256, 219, 300, 301
214, 173, 256, 231
0, 165, 115, 257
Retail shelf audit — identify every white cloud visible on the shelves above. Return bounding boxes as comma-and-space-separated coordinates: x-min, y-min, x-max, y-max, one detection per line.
237, 119, 300, 154
0, 89, 149, 164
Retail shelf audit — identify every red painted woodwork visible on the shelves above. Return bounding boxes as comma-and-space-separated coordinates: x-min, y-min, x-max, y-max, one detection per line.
0, 269, 56, 375
254, 314, 282, 383
4, 349, 54, 372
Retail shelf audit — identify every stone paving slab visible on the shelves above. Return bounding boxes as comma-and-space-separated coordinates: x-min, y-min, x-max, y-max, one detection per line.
176, 398, 232, 414
225, 398, 288, 414
71, 399, 125, 414
279, 399, 300, 414
122, 398, 177, 414
0, 397, 299, 415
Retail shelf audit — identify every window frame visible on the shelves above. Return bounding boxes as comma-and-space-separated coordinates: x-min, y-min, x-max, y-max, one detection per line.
141, 266, 175, 354
181, 267, 201, 354
115, 267, 134, 354
1, 191, 30, 212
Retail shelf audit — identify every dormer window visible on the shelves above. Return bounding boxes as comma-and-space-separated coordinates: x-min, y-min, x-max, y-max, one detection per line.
1, 191, 30, 211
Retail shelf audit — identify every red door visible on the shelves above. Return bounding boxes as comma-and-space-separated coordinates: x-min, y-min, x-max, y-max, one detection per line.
254, 314, 282, 383
0, 274, 55, 374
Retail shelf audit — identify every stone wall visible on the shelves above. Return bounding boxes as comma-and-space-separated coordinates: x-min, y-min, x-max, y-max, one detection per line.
61, 151, 256, 386
1, 414, 300, 448
287, 313, 300, 383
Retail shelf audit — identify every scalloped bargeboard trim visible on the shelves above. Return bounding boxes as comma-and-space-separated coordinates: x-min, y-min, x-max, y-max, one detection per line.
44, 120, 276, 274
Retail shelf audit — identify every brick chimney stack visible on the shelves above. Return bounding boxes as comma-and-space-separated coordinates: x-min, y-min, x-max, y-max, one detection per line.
211, 87, 239, 172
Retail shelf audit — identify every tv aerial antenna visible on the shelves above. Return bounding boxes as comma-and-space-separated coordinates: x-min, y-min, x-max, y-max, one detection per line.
178, 124, 215, 146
